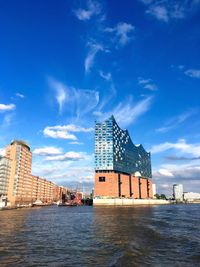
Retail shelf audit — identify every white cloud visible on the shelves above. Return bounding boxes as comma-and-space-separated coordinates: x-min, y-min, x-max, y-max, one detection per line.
69, 141, 84, 145
48, 78, 67, 114
0, 103, 15, 112
43, 124, 93, 140
100, 96, 152, 128
143, 84, 157, 91
138, 77, 157, 91
33, 146, 63, 156
85, 41, 105, 73
94, 81, 116, 115
46, 151, 85, 161
156, 109, 198, 133
151, 139, 200, 157
48, 78, 99, 118
184, 69, 200, 78
138, 78, 152, 85
105, 22, 135, 46
49, 125, 93, 132
114, 97, 152, 127
43, 127, 77, 140
2, 113, 15, 128
141, 0, 200, 22
146, 5, 169, 22
16, 93, 25, 98
74, 0, 101, 21
156, 168, 174, 177
99, 70, 112, 81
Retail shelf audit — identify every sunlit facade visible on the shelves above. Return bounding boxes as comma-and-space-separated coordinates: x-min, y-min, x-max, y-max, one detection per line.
2, 140, 67, 206
94, 116, 153, 199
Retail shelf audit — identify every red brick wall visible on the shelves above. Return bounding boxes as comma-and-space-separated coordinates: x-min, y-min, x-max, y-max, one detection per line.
120, 174, 131, 197
132, 176, 139, 199
94, 172, 153, 199
140, 178, 148, 198
148, 179, 153, 198
94, 172, 119, 197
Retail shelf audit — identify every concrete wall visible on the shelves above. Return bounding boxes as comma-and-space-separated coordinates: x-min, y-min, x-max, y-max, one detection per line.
93, 198, 170, 206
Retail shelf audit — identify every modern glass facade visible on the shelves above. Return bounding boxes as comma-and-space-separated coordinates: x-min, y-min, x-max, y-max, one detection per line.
95, 116, 152, 178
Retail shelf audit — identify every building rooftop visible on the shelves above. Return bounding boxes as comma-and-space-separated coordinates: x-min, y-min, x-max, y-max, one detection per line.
10, 140, 30, 151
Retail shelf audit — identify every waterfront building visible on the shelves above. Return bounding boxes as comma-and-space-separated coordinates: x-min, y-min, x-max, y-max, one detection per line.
4, 140, 67, 206
94, 116, 153, 199
152, 184, 156, 197
173, 184, 183, 201
183, 192, 200, 201
0, 156, 11, 196
5, 140, 33, 205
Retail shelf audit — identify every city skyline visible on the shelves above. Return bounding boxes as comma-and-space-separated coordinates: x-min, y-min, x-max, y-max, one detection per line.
0, 0, 200, 194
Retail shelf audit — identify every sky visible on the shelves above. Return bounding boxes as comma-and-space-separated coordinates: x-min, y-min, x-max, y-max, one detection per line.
0, 0, 200, 195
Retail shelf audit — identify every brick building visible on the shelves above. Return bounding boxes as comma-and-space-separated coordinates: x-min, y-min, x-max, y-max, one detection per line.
1, 140, 67, 206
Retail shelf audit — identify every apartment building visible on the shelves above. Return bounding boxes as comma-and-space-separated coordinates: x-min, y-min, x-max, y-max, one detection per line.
2, 140, 67, 206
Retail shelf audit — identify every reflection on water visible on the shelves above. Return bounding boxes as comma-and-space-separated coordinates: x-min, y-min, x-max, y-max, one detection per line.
0, 205, 200, 266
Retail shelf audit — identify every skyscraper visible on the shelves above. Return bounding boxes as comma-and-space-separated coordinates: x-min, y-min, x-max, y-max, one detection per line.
94, 116, 153, 199
5, 140, 32, 205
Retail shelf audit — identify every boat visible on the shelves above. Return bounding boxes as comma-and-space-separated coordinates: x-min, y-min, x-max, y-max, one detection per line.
57, 201, 77, 207
33, 200, 50, 207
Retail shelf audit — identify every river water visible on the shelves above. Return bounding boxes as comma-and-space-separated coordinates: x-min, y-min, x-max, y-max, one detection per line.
0, 204, 200, 266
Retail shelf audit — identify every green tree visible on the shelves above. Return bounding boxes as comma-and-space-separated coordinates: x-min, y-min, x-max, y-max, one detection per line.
160, 194, 167, 200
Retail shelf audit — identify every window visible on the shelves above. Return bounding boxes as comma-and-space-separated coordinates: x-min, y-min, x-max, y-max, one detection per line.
99, 177, 106, 182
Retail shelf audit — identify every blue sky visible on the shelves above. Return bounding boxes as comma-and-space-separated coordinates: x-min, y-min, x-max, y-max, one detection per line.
0, 0, 200, 195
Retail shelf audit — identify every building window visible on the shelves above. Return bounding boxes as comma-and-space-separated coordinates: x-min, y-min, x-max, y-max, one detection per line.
99, 177, 105, 182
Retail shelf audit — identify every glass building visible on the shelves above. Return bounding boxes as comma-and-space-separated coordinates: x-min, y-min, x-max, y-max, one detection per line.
95, 115, 152, 178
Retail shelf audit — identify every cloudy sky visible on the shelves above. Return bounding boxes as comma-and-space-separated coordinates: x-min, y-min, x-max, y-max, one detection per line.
0, 0, 200, 195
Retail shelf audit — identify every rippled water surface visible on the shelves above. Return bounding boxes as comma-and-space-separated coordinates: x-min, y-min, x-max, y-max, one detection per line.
0, 204, 200, 266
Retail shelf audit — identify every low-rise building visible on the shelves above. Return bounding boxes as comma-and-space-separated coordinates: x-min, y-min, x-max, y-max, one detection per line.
183, 192, 200, 201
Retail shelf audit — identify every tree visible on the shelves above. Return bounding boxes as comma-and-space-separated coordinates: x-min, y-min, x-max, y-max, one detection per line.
155, 193, 160, 199
154, 193, 167, 200
160, 194, 167, 200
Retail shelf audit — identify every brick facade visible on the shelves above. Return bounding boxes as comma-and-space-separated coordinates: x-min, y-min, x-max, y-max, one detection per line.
95, 172, 153, 199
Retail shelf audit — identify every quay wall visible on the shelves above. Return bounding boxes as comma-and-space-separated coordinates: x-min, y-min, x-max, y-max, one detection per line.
93, 198, 171, 206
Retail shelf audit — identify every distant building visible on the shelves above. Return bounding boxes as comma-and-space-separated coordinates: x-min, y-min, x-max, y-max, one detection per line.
94, 116, 153, 199
152, 184, 156, 197
0, 156, 11, 196
183, 192, 200, 201
173, 184, 183, 200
